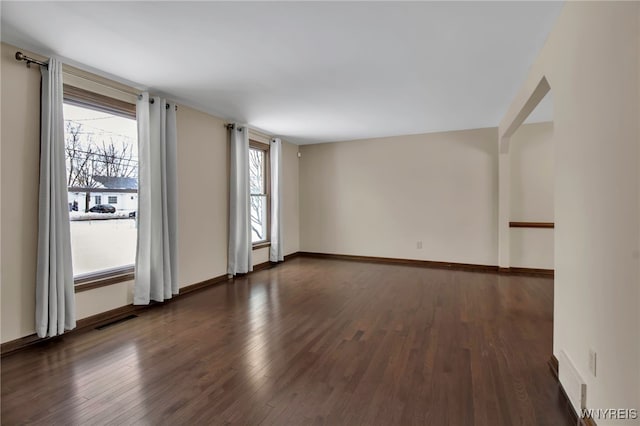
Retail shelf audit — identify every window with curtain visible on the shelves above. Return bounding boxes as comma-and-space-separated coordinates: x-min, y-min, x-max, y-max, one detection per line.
63, 86, 138, 280
249, 140, 270, 245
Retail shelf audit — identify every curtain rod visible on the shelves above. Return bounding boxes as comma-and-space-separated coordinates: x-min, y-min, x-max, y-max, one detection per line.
136, 95, 178, 110
15, 50, 137, 97
17, 51, 138, 97
225, 123, 243, 131
15, 51, 48, 69
16, 51, 178, 111
224, 124, 274, 141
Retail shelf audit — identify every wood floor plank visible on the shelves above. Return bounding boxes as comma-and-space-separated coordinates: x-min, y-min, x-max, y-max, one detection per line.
1, 257, 571, 425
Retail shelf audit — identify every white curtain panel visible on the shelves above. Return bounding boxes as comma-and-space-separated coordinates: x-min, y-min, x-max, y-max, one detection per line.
134, 93, 178, 304
270, 138, 284, 262
228, 125, 253, 275
35, 58, 76, 338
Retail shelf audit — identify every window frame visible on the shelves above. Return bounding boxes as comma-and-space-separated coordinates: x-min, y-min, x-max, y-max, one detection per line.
64, 85, 136, 119
249, 139, 271, 249
63, 85, 138, 292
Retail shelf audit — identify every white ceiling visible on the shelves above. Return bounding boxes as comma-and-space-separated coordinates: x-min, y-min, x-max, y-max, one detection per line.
1, 1, 562, 144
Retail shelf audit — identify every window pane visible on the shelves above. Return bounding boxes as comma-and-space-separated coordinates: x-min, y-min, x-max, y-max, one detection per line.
251, 194, 267, 243
249, 148, 264, 195
64, 103, 138, 276
70, 218, 137, 276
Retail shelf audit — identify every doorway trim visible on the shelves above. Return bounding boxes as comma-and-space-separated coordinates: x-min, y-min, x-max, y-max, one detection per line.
497, 76, 551, 268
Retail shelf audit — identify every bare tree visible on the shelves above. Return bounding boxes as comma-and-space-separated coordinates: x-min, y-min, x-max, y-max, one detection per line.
66, 121, 100, 211
249, 148, 265, 241
96, 138, 136, 178
64, 120, 137, 211
65, 121, 98, 188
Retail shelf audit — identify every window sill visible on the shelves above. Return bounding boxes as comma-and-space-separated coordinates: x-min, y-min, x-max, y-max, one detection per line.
252, 242, 271, 251
74, 267, 135, 293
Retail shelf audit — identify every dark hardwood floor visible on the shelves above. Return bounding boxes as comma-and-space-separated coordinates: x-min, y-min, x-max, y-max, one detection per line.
1, 257, 571, 425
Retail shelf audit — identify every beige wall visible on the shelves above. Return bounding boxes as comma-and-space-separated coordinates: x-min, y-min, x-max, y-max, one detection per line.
509, 121, 554, 269
0, 42, 300, 343
282, 141, 300, 255
175, 105, 229, 286
299, 127, 498, 266
501, 2, 639, 419
1, 44, 42, 342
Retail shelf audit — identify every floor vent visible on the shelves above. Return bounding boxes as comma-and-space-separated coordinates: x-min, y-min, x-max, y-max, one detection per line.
96, 314, 138, 330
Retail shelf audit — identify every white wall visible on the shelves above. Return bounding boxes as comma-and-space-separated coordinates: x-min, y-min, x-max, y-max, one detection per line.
500, 2, 639, 421
0, 42, 300, 343
509, 121, 554, 269
299, 127, 498, 266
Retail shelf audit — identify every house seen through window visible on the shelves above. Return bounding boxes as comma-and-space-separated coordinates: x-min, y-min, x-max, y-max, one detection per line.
64, 98, 138, 278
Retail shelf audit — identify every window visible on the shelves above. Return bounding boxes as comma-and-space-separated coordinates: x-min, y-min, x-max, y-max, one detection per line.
64, 86, 138, 280
249, 140, 270, 245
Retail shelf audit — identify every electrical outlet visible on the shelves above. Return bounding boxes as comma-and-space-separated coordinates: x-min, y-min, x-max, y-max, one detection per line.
417, 241, 423, 249
588, 349, 597, 377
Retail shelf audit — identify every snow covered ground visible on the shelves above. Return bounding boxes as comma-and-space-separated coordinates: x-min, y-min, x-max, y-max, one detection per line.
70, 219, 137, 276
70, 211, 133, 221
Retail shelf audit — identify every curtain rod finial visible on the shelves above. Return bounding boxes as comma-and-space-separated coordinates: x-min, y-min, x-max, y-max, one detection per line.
15, 51, 48, 69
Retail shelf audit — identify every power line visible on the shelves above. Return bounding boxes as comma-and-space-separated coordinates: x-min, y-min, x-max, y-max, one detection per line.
69, 117, 113, 121
66, 155, 138, 172
66, 148, 137, 159
65, 119, 137, 142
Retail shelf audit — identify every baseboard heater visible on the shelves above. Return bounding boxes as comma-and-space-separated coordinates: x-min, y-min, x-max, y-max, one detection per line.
558, 350, 587, 414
